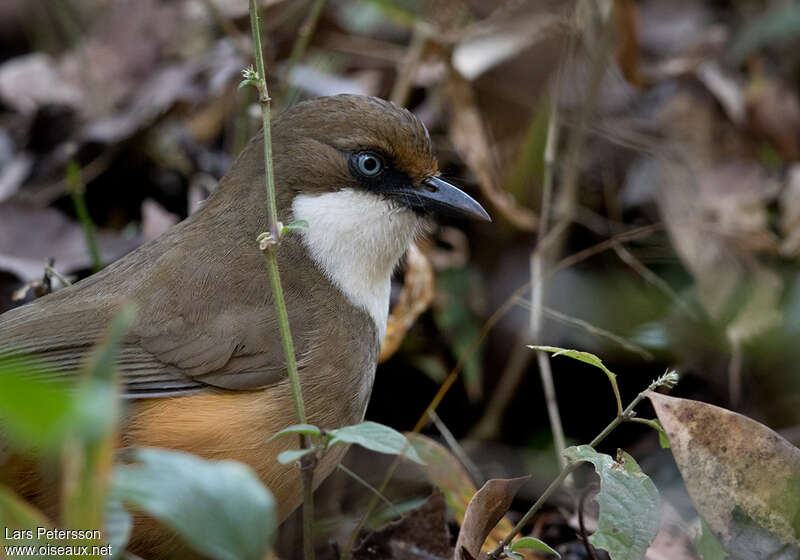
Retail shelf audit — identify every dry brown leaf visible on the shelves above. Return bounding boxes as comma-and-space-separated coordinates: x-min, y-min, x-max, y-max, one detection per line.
407, 434, 477, 524
444, 68, 538, 232
0, 201, 142, 281
379, 242, 434, 363
0, 153, 33, 203
696, 60, 746, 126
454, 476, 530, 560
649, 392, 800, 559
0, 54, 82, 115
613, 0, 643, 88
141, 199, 179, 241
452, 10, 565, 81
407, 434, 530, 556
656, 124, 780, 319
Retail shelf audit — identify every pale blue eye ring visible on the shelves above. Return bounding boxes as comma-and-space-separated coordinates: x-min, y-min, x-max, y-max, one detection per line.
356, 152, 383, 176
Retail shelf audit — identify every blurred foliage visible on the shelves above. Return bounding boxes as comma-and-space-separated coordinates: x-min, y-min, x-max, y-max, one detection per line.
731, 3, 800, 62
113, 448, 277, 560
433, 268, 485, 402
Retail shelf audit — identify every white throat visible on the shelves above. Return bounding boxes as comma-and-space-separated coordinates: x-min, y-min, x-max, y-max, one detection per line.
292, 189, 422, 343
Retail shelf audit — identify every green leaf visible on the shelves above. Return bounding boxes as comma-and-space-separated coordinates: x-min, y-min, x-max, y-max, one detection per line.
269, 424, 322, 440
0, 483, 51, 530
0, 305, 137, 454
631, 418, 671, 449
530, 346, 622, 411
0, 484, 50, 550
113, 448, 276, 560
695, 518, 729, 560
509, 536, 561, 558
530, 346, 616, 380
280, 220, 309, 236
277, 448, 314, 465
652, 419, 670, 449
238, 78, 258, 90
62, 305, 136, 531
83, 303, 137, 383
564, 445, 660, 560
0, 356, 75, 451
328, 421, 424, 464
104, 498, 132, 555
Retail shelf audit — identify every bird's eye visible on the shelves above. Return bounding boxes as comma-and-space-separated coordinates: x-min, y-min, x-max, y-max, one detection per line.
355, 152, 384, 177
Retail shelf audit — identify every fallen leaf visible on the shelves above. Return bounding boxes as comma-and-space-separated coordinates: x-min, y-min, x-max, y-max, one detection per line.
407, 433, 477, 525
696, 61, 746, 126
656, 144, 780, 320
0, 153, 33, 203
454, 476, 530, 560
444, 68, 538, 231
288, 64, 373, 98
141, 198, 179, 241
0, 201, 142, 282
452, 11, 565, 81
0, 54, 82, 115
613, 0, 643, 88
649, 392, 800, 559
408, 434, 534, 556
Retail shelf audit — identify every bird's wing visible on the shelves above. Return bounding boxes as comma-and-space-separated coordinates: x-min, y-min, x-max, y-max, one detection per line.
131, 299, 308, 395
0, 193, 321, 398
0, 296, 201, 396
0, 270, 311, 398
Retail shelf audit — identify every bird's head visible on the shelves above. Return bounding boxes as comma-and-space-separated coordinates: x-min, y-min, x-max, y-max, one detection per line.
219, 94, 490, 340
270, 94, 490, 224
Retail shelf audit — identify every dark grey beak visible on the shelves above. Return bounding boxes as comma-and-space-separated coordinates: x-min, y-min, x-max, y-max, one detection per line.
396, 176, 491, 222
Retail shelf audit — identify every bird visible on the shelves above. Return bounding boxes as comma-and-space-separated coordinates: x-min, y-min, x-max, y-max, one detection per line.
0, 94, 490, 556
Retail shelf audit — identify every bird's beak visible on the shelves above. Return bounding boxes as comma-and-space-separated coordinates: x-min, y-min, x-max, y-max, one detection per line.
399, 176, 491, 222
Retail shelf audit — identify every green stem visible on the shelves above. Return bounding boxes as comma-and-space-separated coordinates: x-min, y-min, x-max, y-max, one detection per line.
66, 161, 101, 273
301, 459, 315, 560
248, 2, 313, 559
249, 1, 280, 241
262, 252, 306, 423
627, 417, 662, 431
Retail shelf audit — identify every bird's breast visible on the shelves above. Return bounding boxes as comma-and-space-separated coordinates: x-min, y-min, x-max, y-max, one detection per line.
291, 188, 421, 343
